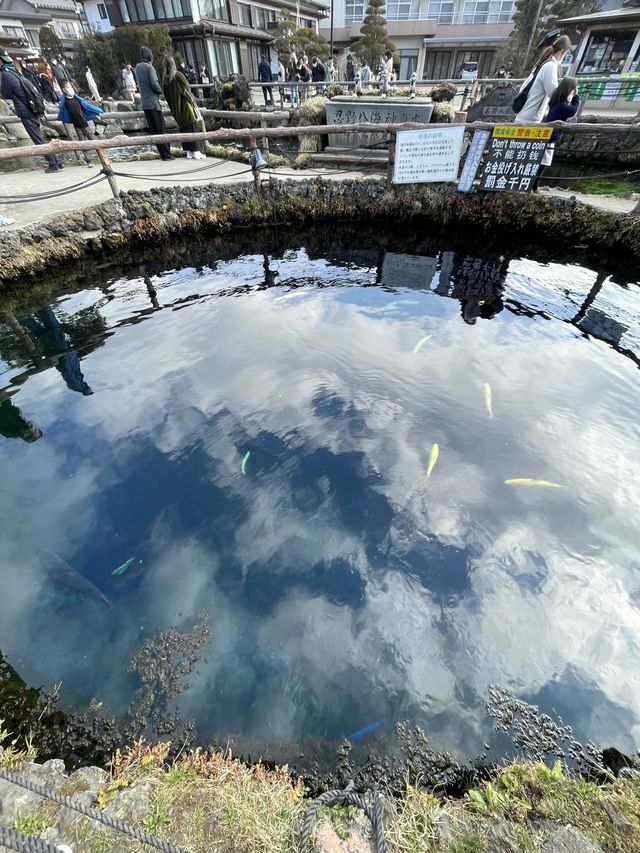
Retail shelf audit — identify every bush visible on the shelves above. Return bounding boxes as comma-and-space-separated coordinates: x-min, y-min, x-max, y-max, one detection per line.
431, 102, 457, 123
38, 27, 63, 61
429, 82, 457, 102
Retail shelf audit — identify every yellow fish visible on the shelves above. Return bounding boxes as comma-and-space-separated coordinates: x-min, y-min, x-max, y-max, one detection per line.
504, 479, 566, 489
426, 443, 439, 479
413, 335, 432, 354
484, 383, 493, 418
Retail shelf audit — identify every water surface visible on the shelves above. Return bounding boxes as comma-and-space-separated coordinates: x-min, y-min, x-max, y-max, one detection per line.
1, 226, 639, 760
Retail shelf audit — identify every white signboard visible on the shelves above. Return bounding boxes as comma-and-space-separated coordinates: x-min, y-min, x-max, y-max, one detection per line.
458, 129, 490, 193
381, 252, 438, 289
393, 126, 465, 185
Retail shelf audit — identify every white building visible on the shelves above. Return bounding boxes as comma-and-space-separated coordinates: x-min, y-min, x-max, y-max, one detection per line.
322, 0, 515, 79
83, 0, 114, 32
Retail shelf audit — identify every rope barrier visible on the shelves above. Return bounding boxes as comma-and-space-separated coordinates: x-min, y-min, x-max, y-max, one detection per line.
0, 825, 62, 853
0, 175, 107, 205
0, 768, 185, 853
0, 171, 105, 202
299, 782, 387, 853
111, 165, 254, 182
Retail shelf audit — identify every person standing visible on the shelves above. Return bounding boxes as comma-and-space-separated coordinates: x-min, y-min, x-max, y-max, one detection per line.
39, 66, 59, 103
287, 52, 299, 108
311, 55, 326, 95
121, 62, 136, 103
515, 35, 572, 125
57, 79, 103, 165
345, 54, 355, 91
162, 55, 205, 160
360, 61, 371, 84
296, 57, 310, 102
135, 46, 172, 161
85, 66, 101, 102
0, 49, 63, 173
258, 54, 273, 106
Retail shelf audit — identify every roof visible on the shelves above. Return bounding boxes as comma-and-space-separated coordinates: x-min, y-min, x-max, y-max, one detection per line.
558, 6, 640, 25
24, 0, 78, 10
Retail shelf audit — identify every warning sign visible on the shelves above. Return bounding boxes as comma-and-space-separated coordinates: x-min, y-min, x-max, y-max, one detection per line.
479, 126, 551, 193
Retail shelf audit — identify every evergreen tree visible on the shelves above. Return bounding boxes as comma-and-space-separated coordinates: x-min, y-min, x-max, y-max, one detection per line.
38, 26, 63, 61
500, 0, 601, 75
273, 12, 330, 60
351, 0, 396, 72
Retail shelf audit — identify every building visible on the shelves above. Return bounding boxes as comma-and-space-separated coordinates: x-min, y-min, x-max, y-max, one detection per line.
0, 0, 87, 54
104, 0, 328, 79
321, 0, 515, 79
561, 4, 640, 76
83, 0, 114, 32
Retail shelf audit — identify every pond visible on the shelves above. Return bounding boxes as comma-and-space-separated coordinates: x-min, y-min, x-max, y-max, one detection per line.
1, 223, 639, 765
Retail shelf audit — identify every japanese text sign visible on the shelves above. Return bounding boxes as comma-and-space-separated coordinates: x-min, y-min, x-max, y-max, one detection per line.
393, 126, 465, 185
480, 127, 551, 193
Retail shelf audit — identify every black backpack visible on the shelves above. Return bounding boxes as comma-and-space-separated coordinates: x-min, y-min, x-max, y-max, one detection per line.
513, 59, 551, 114
19, 74, 46, 116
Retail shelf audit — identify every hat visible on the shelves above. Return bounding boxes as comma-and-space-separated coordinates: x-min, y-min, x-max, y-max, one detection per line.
0, 49, 12, 63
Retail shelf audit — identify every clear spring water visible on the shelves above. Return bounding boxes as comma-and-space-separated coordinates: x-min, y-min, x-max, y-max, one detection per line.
1, 226, 639, 762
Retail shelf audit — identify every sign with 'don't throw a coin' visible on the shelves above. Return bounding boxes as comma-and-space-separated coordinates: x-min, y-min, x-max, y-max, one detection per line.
480, 125, 553, 192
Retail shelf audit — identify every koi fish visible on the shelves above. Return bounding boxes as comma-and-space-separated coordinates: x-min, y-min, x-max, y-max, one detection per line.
413, 335, 432, 354
347, 720, 384, 741
42, 549, 111, 606
484, 383, 493, 418
426, 443, 439, 479
241, 451, 251, 476
112, 557, 135, 577
504, 479, 566, 489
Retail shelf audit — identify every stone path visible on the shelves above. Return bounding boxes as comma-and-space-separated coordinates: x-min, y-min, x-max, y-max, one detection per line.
0, 157, 636, 232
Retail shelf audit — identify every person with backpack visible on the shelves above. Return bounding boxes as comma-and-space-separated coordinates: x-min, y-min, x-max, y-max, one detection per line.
0, 49, 63, 173
514, 34, 572, 125
57, 79, 104, 166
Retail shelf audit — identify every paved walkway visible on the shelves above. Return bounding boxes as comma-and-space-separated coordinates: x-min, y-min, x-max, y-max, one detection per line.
0, 156, 636, 232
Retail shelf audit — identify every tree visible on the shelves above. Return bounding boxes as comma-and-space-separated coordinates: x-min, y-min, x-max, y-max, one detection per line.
272, 12, 330, 60
38, 26, 63, 61
500, 0, 601, 75
112, 23, 172, 71
350, 0, 395, 72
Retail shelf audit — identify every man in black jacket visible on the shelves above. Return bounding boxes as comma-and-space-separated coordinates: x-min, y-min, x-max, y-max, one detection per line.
0, 49, 63, 173
258, 55, 273, 106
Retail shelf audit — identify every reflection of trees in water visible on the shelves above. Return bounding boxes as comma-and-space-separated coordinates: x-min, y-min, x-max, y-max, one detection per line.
126, 610, 211, 741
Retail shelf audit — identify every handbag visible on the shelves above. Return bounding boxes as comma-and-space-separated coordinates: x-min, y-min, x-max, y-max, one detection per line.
513, 59, 550, 114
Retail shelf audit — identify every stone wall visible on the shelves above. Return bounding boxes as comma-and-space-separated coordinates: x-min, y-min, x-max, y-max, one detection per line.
1, 178, 639, 286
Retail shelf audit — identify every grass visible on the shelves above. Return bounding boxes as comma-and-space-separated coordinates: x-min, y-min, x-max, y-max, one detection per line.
9, 740, 640, 853
573, 178, 639, 197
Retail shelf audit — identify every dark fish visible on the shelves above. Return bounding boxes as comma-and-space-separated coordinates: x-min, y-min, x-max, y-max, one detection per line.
42, 549, 111, 606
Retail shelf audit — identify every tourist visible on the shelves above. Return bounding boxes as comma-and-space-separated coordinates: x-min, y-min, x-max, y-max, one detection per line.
277, 54, 286, 105
121, 62, 136, 103
162, 55, 205, 160
135, 46, 172, 161
496, 64, 507, 79
85, 66, 101, 102
39, 66, 59, 104
51, 57, 74, 91
311, 55, 326, 95
515, 34, 572, 125
199, 63, 210, 98
381, 50, 394, 77
536, 77, 579, 181
258, 54, 273, 106
287, 52, 299, 108
57, 80, 103, 165
360, 61, 371, 84
346, 54, 355, 90
326, 57, 336, 82
0, 48, 64, 173
296, 57, 310, 102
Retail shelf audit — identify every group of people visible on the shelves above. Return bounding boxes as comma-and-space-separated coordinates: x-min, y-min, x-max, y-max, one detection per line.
120, 58, 211, 104
257, 52, 334, 107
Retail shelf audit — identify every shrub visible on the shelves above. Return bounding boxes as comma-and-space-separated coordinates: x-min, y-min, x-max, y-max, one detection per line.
431, 102, 457, 123
429, 82, 457, 102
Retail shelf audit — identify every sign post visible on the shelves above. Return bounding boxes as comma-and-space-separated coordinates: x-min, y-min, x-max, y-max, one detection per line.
479, 125, 553, 193
457, 129, 490, 192
393, 127, 465, 184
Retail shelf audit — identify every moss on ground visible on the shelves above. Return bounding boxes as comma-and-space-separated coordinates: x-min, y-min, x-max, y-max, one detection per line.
573, 178, 639, 198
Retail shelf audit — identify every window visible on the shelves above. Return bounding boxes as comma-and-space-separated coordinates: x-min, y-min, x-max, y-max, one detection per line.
454, 50, 494, 78
426, 1, 453, 24
255, 7, 276, 28
302, 18, 314, 29
58, 20, 81, 37
248, 44, 262, 79
423, 49, 452, 79
462, 1, 489, 24
345, 0, 364, 24
209, 38, 238, 77
116, 0, 153, 22
397, 48, 418, 79
172, 36, 206, 74
387, 1, 414, 21
237, 3, 251, 26
2, 25, 24, 36
578, 30, 636, 74
487, 0, 514, 23
97, 3, 108, 18
26, 29, 39, 46
199, 0, 230, 20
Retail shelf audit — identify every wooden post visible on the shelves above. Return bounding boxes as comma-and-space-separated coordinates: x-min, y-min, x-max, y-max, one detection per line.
386, 132, 396, 189
260, 119, 269, 162
96, 149, 120, 199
